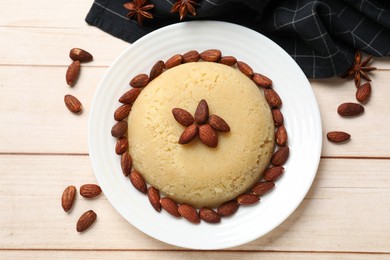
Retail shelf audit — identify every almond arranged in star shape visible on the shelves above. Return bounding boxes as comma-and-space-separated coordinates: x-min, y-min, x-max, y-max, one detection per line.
172, 99, 230, 148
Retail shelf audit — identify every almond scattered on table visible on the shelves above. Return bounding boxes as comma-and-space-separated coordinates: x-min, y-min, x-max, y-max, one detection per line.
337, 102, 364, 117
356, 82, 371, 103
66, 60, 80, 87
80, 184, 102, 198
327, 131, 351, 143
76, 210, 97, 232
64, 94, 82, 114
61, 185, 76, 212
69, 48, 93, 62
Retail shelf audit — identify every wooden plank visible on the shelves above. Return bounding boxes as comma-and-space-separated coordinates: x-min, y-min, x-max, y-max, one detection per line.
0, 27, 127, 66
0, 155, 389, 252
1, 66, 390, 156
0, 250, 388, 260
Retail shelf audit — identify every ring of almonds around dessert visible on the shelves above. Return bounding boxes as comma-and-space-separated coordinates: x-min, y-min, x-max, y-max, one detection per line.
111, 49, 289, 224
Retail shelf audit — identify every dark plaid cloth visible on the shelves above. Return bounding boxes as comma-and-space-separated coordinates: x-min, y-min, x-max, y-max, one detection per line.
86, 0, 390, 78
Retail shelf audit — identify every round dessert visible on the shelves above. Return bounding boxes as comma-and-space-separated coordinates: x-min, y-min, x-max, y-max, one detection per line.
127, 62, 275, 208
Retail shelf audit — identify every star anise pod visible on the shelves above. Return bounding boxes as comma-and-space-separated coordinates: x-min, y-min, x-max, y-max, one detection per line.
172, 99, 230, 148
123, 0, 154, 26
170, 0, 198, 21
342, 51, 376, 87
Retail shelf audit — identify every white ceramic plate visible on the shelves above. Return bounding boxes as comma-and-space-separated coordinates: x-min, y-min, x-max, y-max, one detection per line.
88, 21, 322, 250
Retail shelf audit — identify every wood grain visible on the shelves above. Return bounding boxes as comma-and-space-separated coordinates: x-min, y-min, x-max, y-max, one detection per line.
0, 155, 389, 252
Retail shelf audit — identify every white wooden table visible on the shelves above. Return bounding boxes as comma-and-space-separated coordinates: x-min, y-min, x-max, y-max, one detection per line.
1, 1, 389, 259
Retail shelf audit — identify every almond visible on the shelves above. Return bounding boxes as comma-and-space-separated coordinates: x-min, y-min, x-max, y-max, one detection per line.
252, 181, 275, 196
252, 73, 272, 88
172, 108, 194, 126
149, 60, 164, 81
80, 184, 102, 198
237, 194, 259, 205
209, 114, 230, 132
200, 49, 222, 62
237, 61, 253, 77
64, 94, 82, 114
114, 104, 132, 121
275, 125, 288, 146
165, 54, 183, 69
199, 208, 221, 223
76, 210, 97, 232
121, 152, 132, 177
264, 166, 284, 181
219, 56, 237, 66
182, 50, 200, 63
69, 48, 93, 62
272, 109, 284, 127
356, 82, 371, 103
111, 121, 127, 138
179, 124, 198, 144
160, 197, 181, 217
194, 99, 209, 124
337, 102, 364, 117
115, 137, 129, 155
66, 61, 80, 86
264, 88, 282, 108
217, 200, 239, 217
119, 88, 142, 104
61, 185, 76, 212
178, 204, 200, 224
327, 131, 351, 143
271, 146, 289, 166
129, 170, 147, 193
199, 124, 218, 148
147, 187, 161, 212
129, 74, 149, 88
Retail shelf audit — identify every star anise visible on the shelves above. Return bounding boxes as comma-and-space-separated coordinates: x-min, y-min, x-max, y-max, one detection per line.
123, 0, 154, 26
172, 99, 230, 148
170, 0, 198, 21
342, 51, 377, 87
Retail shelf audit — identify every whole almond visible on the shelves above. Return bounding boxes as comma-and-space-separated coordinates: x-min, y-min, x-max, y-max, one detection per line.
194, 99, 209, 124
160, 197, 181, 217
165, 54, 183, 69
119, 88, 142, 104
182, 50, 200, 63
272, 109, 284, 127
199, 208, 221, 223
179, 124, 198, 144
111, 121, 127, 138
237, 61, 253, 77
275, 125, 288, 146
69, 48, 93, 62
64, 94, 82, 114
61, 185, 76, 212
149, 60, 164, 81
337, 102, 364, 117
121, 152, 132, 177
178, 204, 200, 224
327, 131, 351, 143
264, 88, 282, 108
114, 104, 132, 121
252, 181, 275, 196
217, 200, 239, 217
66, 61, 80, 86
264, 166, 284, 181
209, 114, 230, 132
271, 146, 289, 166
129, 170, 147, 193
237, 194, 259, 205
76, 210, 97, 232
80, 184, 102, 198
199, 124, 218, 148
356, 82, 371, 103
172, 108, 194, 126
219, 56, 237, 66
200, 49, 222, 62
115, 137, 129, 155
252, 73, 272, 88
147, 187, 161, 212
130, 74, 149, 88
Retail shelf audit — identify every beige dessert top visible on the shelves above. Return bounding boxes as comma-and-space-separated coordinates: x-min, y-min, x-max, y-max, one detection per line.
127, 62, 275, 208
